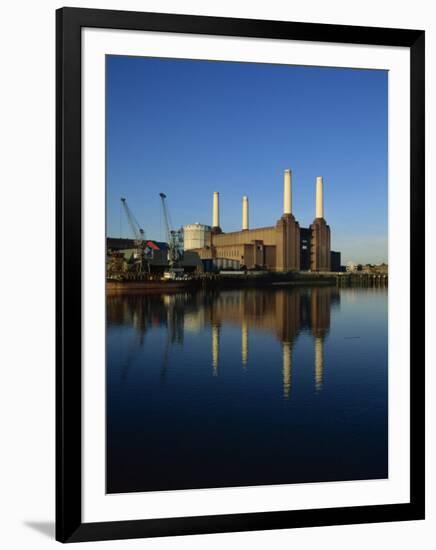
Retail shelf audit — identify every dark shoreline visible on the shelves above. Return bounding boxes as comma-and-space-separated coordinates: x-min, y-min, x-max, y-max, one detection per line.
106, 271, 387, 294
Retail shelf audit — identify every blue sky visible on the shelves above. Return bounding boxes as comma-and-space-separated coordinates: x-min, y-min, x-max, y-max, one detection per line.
106, 56, 388, 264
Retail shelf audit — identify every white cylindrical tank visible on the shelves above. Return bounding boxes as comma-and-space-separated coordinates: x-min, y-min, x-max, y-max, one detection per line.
183, 223, 212, 250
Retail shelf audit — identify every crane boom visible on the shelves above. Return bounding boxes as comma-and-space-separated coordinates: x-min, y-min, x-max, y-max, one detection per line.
159, 193, 171, 245
159, 192, 183, 270
121, 197, 145, 243
120, 197, 148, 276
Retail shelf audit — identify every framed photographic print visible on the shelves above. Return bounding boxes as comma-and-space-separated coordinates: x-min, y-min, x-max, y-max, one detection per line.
56, 7, 425, 543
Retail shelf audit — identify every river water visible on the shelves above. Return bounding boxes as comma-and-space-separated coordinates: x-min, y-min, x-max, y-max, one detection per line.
107, 286, 388, 493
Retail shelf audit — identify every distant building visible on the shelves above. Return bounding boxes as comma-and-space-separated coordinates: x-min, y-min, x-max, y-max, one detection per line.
362, 263, 389, 274
330, 251, 342, 272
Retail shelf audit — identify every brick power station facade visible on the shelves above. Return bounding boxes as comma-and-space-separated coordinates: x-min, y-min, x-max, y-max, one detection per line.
191, 170, 333, 272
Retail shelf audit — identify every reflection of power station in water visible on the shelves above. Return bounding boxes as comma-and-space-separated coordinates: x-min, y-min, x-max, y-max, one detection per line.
206, 287, 332, 396
106, 287, 335, 397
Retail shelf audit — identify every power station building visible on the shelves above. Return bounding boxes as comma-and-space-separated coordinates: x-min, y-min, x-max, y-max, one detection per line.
184, 169, 334, 272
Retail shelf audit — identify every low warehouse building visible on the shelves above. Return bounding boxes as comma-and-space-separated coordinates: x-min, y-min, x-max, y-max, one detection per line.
107, 238, 203, 274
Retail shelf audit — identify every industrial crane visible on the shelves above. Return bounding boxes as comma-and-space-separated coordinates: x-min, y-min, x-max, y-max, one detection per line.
159, 192, 184, 277
120, 197, 149, 276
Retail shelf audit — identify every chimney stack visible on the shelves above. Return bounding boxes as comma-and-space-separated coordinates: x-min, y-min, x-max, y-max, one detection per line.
315, 176, 324, 219
242, 195, 249, 230
212, 191, 220, 228
283, 169, 292, 215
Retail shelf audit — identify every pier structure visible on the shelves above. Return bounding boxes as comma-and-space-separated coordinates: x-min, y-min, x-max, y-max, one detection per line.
336, 272, 388, 287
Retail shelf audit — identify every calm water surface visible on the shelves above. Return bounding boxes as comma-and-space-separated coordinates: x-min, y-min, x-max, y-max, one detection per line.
107, 286, 388, 493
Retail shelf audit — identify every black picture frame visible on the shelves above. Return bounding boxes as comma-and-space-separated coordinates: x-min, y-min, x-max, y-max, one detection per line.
56, 7, 425, 543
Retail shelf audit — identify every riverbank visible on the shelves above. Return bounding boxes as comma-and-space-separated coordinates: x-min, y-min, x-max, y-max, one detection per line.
107, 271, 387, 294
106, 271, 342, 294
107, 270, 388, 294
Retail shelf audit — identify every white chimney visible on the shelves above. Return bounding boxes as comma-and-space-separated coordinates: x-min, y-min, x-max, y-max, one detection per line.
242, 195, 249, 230
283, 169, 292, 215
212, 191, 220, 228
316, 176, 324, 219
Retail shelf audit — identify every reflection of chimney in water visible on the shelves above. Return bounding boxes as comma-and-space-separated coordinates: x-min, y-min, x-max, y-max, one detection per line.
241, 318, 248, 367
212, 324, 220, 376
282, 341, 292, 399
314, 336, 324, 392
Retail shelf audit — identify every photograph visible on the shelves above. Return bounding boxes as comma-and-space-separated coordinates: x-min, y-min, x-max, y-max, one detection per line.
105, 55, 389, 494
0, 0, 428, 547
